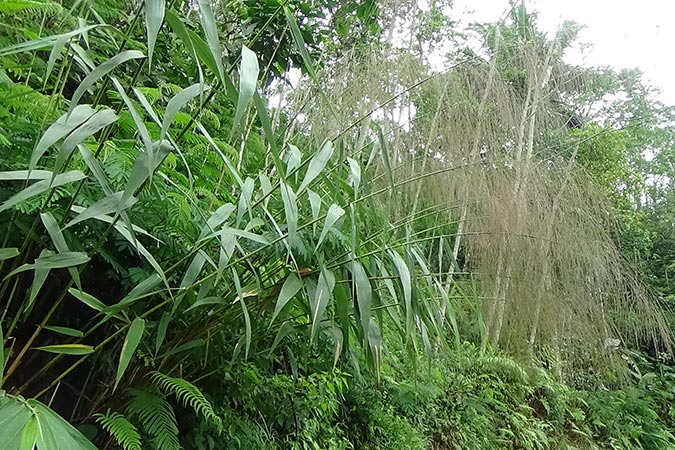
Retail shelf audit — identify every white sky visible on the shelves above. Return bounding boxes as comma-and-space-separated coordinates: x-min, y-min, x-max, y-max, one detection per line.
451, 0, 675, 104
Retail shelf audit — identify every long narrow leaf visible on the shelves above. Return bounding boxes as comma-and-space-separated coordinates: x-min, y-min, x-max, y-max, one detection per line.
145, 0, 165, 67
298, 141, 333, 193
31, 105, 96, 170
69, 50, 145, 115
114, 318, 145, 391
0, 170, 86, 213
272, 273, 303, 323
196, 0, 225, 84
34, 344, 94, 355
233, 45, 259, 131
160, 83, 207, 141
310, 268, 335, 342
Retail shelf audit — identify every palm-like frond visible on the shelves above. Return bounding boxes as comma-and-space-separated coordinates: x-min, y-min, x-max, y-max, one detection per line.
126, 389, 180, 450
95, 409, 142, 450
150, 371, 223, 432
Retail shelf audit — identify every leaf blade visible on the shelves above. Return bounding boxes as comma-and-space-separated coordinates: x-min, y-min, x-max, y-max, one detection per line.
114, 318, 145, 391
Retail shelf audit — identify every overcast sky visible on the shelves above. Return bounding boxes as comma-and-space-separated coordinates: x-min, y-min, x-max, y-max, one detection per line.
451, 0, 675, 104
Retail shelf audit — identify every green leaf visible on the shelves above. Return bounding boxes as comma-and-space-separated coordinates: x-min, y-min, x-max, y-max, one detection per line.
5, 252, 89, 280
110, 78, 153, 154
40, 212, 81, 289
43, 326, 84, 338
94, 411, 142, 450
0, 24, 102, 57
268, 322, 296, 357
0, 248, 19, 261
317, 204, 345, 250
174, 251, 207, 309
55, 108, 118, 174
286, 144, 302, 177
347, 157, 361, 195
31, 105, 95, 170
201, 227, 269, 245
186, 296, 226, 311
122, 140, 173, 203
155, 312, 171, 355
0, 392, 98, 450
160, 83, 207, 141
0, 170, 87, 213
307, 189, 321, 222
299, 141, 334, 193
0, 325, 4, 386
195, 121, 244, 187
44, 34, 71, 85
26, 250, 52, 314
114, 318, 145, 391
68, 288, 108, 312
233, 45, 259, 131
69, 50, 145, 115
280, 182, 297, 245
389, 249, 413, 336
66, 192, 137, 228
162, 339, 204, 358
145, 0, 165, 68
19, 414, 37, 450
107, 274, 163, 315
375, 125, 395, 196
352, 259, 372, 339
253, 92, 280, 165
196, 0, 225, 84
78, 144, 113, 195
0, 170, 53, 181
272, 273, 303, 322
69, 205, 157, 240
282, 6, 335, 116
310, 268, 335, 342
236, 177, 255, 225
232, 268, 251, 359
165, 9, 200, 70
34, 344, 94, 355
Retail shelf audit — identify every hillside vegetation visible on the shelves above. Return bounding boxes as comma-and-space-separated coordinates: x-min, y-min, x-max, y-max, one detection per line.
0, 1, 674, 449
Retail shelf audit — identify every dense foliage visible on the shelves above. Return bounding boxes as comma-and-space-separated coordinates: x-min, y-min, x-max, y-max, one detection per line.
0, 0, 674, 449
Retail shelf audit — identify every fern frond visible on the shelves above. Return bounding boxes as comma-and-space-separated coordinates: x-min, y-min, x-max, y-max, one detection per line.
0, 1, 63, 17
95, 409, 142, 450
126, 389, 180, 450
150, 371, 223, 432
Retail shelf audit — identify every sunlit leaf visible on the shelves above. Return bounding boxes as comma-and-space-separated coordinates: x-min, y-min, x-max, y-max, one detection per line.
196, 0, 225, 84
310, 268, 335, 342
0, 170, 86, 213
34, 344, 94, 355
65, 192, 137, 228
233, 45, 258, 131
5, 252, 89, 280
145, 0, 165, 67
272, 273, 303, 323
352, 259, 372, 340
68, 288, 107, 312
0, 248, 19, 261
160, 83, 207, 141
69, 50, 145, 115
31, 105, 95, 170
55, 108, 118, 174
317, 204, 345, 250
298, 141, 333, 193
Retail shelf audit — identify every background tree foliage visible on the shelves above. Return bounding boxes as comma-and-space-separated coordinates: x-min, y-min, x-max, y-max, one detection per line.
0, 0, 674, 449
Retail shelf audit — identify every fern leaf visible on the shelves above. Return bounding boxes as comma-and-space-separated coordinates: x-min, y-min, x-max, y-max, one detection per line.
95, 410, 142, 450
150, 371, 223, 432
126, 389, 180, 450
